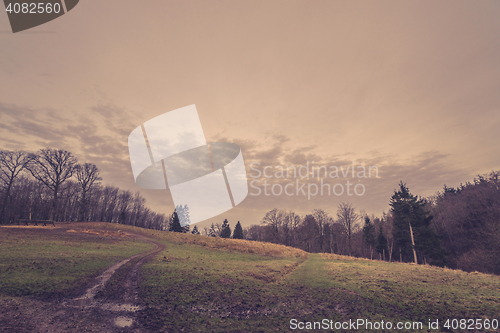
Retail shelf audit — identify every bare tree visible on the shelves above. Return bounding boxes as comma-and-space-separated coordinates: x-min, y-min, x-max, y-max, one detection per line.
130, 191, 146, 226
262, 208, 284, 243
283, 210, 301, 246
312, 209, 333, 252
207, 223, 222, 237
58, 180, 80, 221
0, 150, 171, 231
26, 149, 77, 221
117, 190, 133, 224
337, 202, 361, 256
97, 185, 119, 222
75, 163, 102, 221
382, 212, 395, 262
0, 150, 30, 223
298, 214, 319, 252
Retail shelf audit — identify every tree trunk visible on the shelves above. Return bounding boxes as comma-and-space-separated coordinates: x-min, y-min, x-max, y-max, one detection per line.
409, 222, 418, 264
79, 191, 87, 222
0, 179, 15, 224
348, 231, 352, 256
52, 186, 58, 221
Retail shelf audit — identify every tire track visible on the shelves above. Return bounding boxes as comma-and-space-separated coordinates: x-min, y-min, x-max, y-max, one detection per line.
61, 233, 166, 331
72, 236, 165, 304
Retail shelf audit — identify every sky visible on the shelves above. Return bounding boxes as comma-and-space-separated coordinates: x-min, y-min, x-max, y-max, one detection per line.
1, 0, 499, 230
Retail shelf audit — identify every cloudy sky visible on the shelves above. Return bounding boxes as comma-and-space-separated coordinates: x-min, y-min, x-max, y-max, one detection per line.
1, 0, 499, 230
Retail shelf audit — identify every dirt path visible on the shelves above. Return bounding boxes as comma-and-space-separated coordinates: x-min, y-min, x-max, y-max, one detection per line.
0, 233, 166, 333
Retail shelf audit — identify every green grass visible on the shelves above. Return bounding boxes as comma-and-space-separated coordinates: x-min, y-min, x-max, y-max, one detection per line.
136, 236, 500, 332
0, 224, 154, 298
138, 240, 306, 332
316, 253, 500, 320
1, 223, 499, 332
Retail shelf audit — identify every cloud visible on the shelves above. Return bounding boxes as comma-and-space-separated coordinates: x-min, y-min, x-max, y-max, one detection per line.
90, 104, 141, 137
0, 100, 485, 229
0, 136, 25, 150
0, 100, 136, 187
234, 143, 475, 223
0, 102, 70, 148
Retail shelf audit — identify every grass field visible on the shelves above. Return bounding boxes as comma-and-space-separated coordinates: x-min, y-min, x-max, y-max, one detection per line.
0, 223, 155, 298
1, 222, 499, 332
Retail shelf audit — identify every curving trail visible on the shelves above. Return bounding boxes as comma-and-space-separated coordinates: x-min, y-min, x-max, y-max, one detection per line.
72, 236, 165, 304
64, 234, 167, 331
2, 230, 166, 333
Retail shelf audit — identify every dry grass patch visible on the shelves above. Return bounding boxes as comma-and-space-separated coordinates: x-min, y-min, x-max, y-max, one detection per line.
90, 222, 308, 259
173, 236, 308, 258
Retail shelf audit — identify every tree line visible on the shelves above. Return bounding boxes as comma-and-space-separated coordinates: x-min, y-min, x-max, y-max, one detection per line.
0, 149, 248, 238
244, 172, 500, 275
0, 149, 173, 230
2, 149, 498, 274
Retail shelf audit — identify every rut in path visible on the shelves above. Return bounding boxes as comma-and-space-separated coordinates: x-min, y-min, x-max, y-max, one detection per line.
72, 236, 165, 305
7, 233, 168, 333
1, 232, 167, 333
63, 235, 167, 329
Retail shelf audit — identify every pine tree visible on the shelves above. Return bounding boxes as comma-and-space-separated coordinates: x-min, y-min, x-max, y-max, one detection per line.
390, 182, 444, 265
391, 182, 418, 262
233, 221, 244, 239
220, 219, 231, 238
168, 211, 185, 232
175, 204, 191, 226
208, 223, 217, 237
191, 225, 200, 235
182, 204, 191, 225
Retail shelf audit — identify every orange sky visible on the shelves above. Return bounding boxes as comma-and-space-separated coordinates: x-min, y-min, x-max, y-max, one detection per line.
1, 1, 499, 229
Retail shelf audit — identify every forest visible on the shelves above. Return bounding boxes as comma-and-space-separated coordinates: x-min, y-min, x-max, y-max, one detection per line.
245, 174, 500, 275
1, 149, 499, 275
0, 149, 172, 230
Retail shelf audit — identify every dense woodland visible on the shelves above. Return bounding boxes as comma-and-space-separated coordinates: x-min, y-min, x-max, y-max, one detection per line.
245, 173, 500, 275
1, 149, 499, 275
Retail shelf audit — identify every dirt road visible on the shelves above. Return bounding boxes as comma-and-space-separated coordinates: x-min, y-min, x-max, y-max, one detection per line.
0, 231, 166, 333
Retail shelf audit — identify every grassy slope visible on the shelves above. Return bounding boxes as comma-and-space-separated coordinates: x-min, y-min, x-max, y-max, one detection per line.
125, 226, 499, 332
1, 223, 499, 332
0, 223, 155, 298
139, 251, 500, 332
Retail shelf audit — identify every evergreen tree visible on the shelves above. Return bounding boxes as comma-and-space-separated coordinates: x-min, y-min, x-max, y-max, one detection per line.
182, 204, 191, 225
220, 219, 231, 238
208, 223, 217, 237
175, 204, 191, 226
233, 221, 244, 239
414, 221, 445, 266
390, 182, 420, 262
191, 225, 200, 235
390, 182, 444, 265
169, 210, 185, 233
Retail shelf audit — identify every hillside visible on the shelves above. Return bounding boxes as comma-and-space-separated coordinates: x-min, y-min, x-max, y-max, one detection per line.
0, 222, 499, 332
